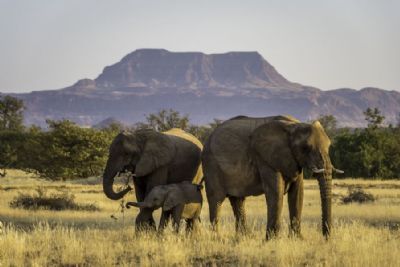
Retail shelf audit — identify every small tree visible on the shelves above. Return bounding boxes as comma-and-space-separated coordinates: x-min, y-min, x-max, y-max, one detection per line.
364, 107, 385, 129
397, 112, 400, 128
0, 130, 26, 177
144, 109, 190, 132
0, 95, 24, 131
317, 115, 337, 138
209, 118, 223, 130
0, 96, 25, 176
188, 118, 223, 144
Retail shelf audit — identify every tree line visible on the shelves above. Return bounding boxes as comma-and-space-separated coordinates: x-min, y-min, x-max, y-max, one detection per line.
329, 108, 400, 179
0, 96, 220, 180
0, 95, 399, 180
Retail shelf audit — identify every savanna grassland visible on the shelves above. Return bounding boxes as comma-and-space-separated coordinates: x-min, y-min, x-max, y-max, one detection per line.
0, 170, 399, 266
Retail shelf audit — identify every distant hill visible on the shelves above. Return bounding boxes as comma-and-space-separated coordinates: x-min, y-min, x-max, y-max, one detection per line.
5, 49, 400, 127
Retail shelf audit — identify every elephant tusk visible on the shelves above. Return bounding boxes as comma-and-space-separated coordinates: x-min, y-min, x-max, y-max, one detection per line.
312, 168, 325, 173
333, 167, 344, 174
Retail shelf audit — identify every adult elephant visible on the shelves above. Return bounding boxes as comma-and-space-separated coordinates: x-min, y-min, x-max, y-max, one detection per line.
103, 128, 203, 230
202, 115, 342, 239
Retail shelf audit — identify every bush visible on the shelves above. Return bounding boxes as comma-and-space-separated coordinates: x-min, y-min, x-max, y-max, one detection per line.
9, 188, 99, 211
10, 120, 119, 180
341, 188, 375, 204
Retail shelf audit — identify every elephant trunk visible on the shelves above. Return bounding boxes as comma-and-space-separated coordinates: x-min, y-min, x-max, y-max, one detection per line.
126, 201, 148, 209
102, 161, 132, 200
315, 158, 333, 238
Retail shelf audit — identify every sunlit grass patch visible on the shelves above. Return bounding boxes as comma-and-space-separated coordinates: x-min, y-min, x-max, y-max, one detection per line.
0, 172, 399, 266
0, 221, 399, 266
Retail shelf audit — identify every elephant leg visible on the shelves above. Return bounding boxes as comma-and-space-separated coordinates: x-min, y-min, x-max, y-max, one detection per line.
205, 176, 225, 233
135, 208, 156, 231
208, 196, 224, 232
133, 178, 156, 231
186, 211, 201, 234
134, 167, 168, 232
158, 211, 171, 233
287, 174, 304, 238
171, 205, 184, 233
185, 219, 194, 234
228, 196, 247, 234
259, 166, 285, 240
203, 158, 227, 233
133, 176, 146, 201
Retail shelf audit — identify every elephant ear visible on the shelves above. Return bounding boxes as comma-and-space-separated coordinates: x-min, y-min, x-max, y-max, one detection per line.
250, 120, 298, 172
162, 188, 184, 211
135, 130, 175, 177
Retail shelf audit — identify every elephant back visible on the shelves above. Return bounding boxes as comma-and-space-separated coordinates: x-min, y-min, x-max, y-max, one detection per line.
163, 128, 203, 184
164, 128, 203, 149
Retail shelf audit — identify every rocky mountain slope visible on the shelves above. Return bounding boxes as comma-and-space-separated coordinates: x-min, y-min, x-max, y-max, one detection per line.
6, 49, 400, 127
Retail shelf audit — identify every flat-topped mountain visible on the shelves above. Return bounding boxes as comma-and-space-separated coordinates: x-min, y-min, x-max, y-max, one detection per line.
5, 49, 400, 127
94, 49, 302, 91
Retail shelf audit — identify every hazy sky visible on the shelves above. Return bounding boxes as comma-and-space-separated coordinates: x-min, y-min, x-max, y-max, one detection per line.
1, 0, 399, 93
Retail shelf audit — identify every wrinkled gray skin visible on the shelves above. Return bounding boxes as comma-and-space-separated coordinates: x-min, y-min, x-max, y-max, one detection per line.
202, 115, 340, 239
103, 129, 201, 230
126, 181, 203, 233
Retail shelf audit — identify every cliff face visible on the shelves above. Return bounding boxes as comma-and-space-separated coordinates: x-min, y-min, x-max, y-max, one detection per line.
7, 49, 400, 127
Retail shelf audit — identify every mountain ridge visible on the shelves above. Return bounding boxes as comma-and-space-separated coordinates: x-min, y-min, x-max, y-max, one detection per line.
3, 49, 400, 127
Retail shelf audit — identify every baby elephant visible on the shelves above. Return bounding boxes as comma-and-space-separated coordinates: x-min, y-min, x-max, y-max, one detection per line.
126, 181, 203, 233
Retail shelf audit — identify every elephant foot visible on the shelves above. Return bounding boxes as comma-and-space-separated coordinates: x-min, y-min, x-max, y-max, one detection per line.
135, 225, 156, 234
288, 225, 303, 239
157, 229, 166, 238
185, 227, 198, 237
135, 220, 157, 233
266, 229, 280, 240
288, 231, 304, 240
235, 224, 248, 236
210, 224, 219, 234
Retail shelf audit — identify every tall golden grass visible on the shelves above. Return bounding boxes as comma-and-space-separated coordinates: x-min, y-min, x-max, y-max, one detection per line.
0, 170, 399, 266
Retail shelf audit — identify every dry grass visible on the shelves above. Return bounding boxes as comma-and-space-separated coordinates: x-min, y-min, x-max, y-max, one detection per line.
0, 170, 399, 266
